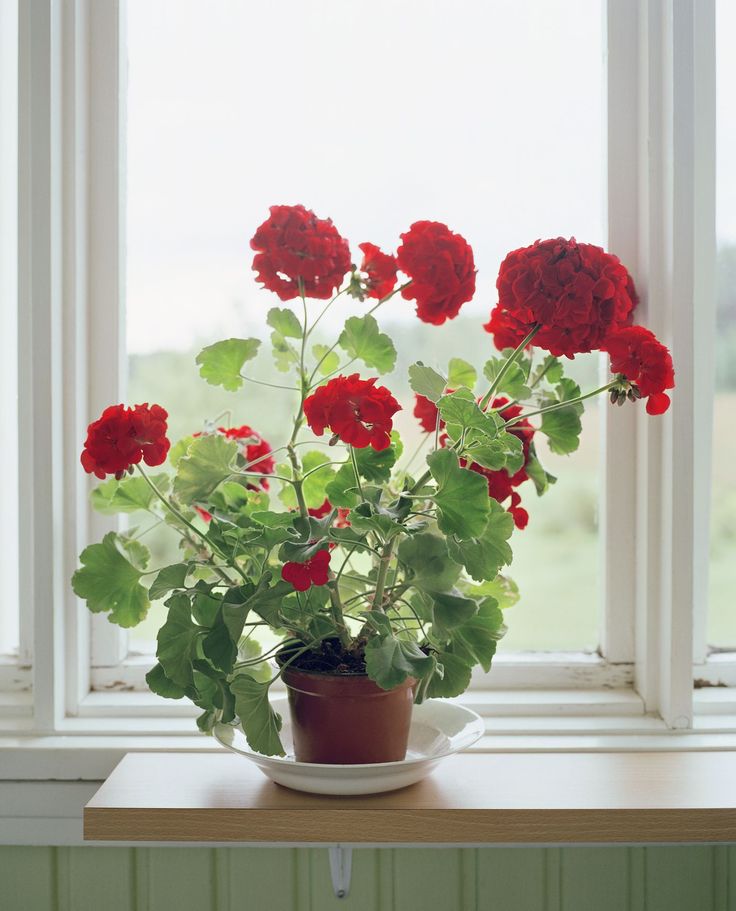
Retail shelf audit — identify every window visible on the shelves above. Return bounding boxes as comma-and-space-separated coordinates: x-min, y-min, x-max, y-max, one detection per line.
0, 0, 725, 741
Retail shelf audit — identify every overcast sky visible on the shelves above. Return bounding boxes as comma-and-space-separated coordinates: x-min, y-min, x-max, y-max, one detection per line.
125, 0, 735, 355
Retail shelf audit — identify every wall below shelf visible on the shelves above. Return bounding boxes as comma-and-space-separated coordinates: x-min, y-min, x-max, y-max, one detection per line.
84, 751, 736, 845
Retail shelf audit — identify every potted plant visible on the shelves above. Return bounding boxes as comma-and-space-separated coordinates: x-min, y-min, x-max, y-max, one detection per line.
72, 206, 674, 763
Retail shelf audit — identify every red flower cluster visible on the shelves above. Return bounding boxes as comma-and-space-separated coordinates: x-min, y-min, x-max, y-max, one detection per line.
304, 374, 401, 451
604, 326, 675, 415
463, 398, 535, 529
397, 221, 476, 325
484, 237, 637, 357
250, 204, 351, 301
81, 403, 170, 480
358, 242, 397, 300
281, 549, 331, 592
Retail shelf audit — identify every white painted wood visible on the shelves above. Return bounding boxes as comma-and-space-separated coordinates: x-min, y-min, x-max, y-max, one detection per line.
86, 0, 128, 669
602, 0, 639, 665
17, 0, 67, 731
0, 0, 21, 663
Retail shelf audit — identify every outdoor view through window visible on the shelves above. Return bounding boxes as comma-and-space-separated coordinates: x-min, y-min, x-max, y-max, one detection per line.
125, 0, 606, 652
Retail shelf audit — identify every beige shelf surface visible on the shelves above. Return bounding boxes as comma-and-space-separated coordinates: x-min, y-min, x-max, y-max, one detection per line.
84, 751, 736, 844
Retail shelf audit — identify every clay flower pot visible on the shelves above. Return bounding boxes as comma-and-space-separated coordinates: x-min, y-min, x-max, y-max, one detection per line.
282, 666, 415, 764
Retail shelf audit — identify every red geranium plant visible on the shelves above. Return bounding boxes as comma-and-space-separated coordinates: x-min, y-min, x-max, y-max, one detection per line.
72, 208, 674, 756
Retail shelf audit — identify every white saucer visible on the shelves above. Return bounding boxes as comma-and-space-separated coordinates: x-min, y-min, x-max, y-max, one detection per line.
213, 698, 484, 795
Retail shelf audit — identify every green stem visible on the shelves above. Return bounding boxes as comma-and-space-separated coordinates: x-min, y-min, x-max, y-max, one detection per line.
239, 374, 299, 392
327, 584, 352, 649
371, 539, 395, 612
505, 381, 617, 426
478, 324, 540, 411
349, 447, 366, 500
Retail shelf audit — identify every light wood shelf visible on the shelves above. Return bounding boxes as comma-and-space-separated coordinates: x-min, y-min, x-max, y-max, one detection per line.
84, 751, 736, 844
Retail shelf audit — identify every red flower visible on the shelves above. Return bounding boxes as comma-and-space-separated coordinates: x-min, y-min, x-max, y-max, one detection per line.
603, 326, 675, 415
462, 398, 535, 530
396, 221, 476, 325
484, 237, 637, 357
195, 506, 213, 523
308, 499, 332, 519
358, 242, 397, 299
281, 549, 331, 592
304, 373, 401, 451
250, 204, 351, 301
81, 403, 170, 480
413, 394, 444, 433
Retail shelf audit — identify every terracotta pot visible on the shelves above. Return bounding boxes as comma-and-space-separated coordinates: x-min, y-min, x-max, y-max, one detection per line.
282, 666, 415, 764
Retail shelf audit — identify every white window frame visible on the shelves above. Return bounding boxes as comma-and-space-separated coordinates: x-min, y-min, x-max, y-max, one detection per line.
0, 0, 731, 755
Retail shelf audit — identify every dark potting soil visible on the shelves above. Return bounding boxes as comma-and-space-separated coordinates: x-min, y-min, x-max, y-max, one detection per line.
279, 637, 368, 675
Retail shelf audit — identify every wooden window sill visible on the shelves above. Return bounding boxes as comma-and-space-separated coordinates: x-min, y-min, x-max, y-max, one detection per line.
84, 751, 736, 845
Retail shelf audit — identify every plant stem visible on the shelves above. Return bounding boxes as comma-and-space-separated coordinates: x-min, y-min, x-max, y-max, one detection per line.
371, 540, 395, 612
504, 381, 617, 426
327, 584, 352, 649
478, 324, 540, 411
349, 447, 366, 500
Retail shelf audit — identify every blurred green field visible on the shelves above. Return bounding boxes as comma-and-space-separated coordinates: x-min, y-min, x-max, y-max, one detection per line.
125, 315, 735, 654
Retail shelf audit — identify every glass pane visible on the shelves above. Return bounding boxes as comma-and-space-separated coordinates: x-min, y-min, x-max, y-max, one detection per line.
708, 0, 736, 647
0, 0, 19, 657
125, 0, 605, 652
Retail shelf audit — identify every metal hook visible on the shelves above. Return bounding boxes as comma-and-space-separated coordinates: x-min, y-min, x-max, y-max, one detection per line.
328, 844, 353, 899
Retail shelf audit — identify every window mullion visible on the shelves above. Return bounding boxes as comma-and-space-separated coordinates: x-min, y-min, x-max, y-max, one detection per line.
86, 0, 129, 672
601, 0, 640, 666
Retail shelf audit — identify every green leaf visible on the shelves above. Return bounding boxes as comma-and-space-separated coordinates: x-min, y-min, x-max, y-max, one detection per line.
483, 358, 531, 401
408, 362, 446, 402
243, 580, 294, 627
280, 450, 337, 510
202, 609, 237, 674
230, 676, 285, 757
196, 338, 261, 391
168, 436, 195, 468
437, 390, 500, 440
430, 590, 479, 637
236, 637, 272, 684
525, 444, 557, 495
156, 593, 202, 687
447, 499, 514, 582
149, 563, 191, 601
312, 343, 340, 376
397, 533, 462, 591
466, 431, 524, 473
427, 449, 490, 540
450, 597, 506, 672
267, 307, 302, 339
364, 634, 434, 690
145, 662, 188, 699
540, 407, 582, 455
338, 314, 396, 374
324, 463, 360, 508
90, 474, 170, 515
353, 431, 403, 482
447, 358, 477, 390
463, 574, 521, 610
72, 532, 150, 628
173, 434, 237, 504
426, 651, 473, 698
530, 355, 564, 386
554, 377, 584, 415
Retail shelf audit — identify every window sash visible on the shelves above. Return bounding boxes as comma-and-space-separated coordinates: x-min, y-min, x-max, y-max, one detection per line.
1, 0, 722, 734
